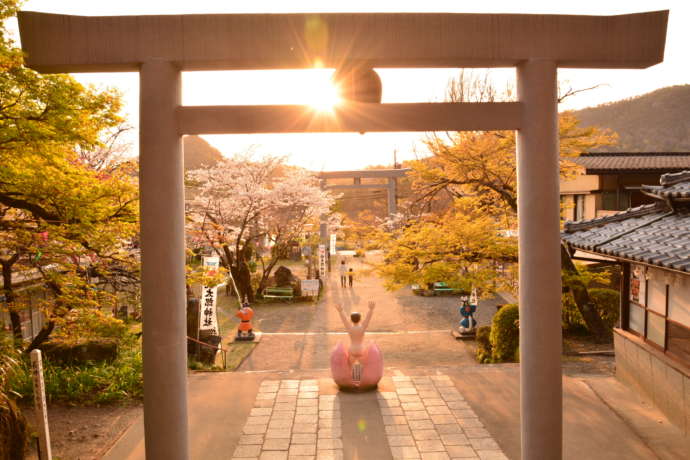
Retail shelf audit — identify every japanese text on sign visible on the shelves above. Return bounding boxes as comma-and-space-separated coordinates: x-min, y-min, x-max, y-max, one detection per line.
318, 244, 326, 278
200, 256, 220, 335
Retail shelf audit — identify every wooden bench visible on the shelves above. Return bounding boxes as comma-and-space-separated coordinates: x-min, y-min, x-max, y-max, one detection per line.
432, 282, 455, 295
411, 284, 425, 295
263, 287, 294, 300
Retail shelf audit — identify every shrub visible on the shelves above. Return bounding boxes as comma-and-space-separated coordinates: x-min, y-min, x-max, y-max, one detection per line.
489, 304, 520, 363
9, 335, 143, 405
590, 288, 620, 329
0, 337, 28, 460
40, 339, 118, 365
475, 326, 492, 364
561, 293, 584, 331
51, 307, 128, 343
562, 288, 620, 332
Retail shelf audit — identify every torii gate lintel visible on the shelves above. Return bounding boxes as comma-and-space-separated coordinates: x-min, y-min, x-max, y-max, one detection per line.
319, 168, 409, 217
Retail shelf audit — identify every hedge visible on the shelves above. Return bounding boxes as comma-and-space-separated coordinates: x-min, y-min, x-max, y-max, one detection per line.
489, 304, 520, 363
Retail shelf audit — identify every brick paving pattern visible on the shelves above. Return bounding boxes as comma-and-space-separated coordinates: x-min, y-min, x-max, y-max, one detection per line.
378, 375, 507, 460
233, 375, 504, 459
233, 379, 343, 460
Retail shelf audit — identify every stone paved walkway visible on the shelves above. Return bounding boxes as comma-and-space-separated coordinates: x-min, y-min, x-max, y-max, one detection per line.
231, 374, 506, 460
380, 375, 506, 460
103, 367, 690, 460
233, 379, 344, 460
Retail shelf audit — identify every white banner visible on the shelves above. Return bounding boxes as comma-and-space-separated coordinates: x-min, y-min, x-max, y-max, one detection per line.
318, 244, 327, 279
200, 256, 220, 335
329, 234, 337, 255
301, 279, 320, 297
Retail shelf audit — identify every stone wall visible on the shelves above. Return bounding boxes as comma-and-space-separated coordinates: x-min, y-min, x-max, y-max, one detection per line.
614, 329, 690, 434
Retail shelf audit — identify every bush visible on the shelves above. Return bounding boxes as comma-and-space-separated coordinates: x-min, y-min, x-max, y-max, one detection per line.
590, 288, 620, 329
562, 288, 620, 332
475, 326, 492, 364
489, 304, 520, 363
40, 339, 118, 365
561, 293, 583, 331
51, 307, 128, 343
0, 337, 28, 460
9, 335, 143, 405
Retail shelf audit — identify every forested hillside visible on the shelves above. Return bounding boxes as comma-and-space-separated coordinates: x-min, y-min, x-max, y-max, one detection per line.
183, 135, 223, 170
574, 85, 690, 152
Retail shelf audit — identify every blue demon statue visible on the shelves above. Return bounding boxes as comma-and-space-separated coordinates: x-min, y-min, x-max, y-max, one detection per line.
458, 296, 478, 336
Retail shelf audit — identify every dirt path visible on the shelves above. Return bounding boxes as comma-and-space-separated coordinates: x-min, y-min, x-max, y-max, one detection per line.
22, 403, 142, 460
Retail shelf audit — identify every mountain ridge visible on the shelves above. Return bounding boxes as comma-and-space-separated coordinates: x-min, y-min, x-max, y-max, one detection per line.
573, 84, 690, 152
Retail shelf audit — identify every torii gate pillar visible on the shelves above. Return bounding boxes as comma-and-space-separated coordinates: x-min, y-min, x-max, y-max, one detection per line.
139, 60, 188, 457
387, 177, 398, 216
517, 60, 562, 458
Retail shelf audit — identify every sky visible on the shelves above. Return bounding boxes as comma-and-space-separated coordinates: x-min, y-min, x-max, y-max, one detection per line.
8, 0, 690, 170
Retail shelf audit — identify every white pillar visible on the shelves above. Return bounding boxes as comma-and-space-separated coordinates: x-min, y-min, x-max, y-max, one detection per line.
387, 178, 397, 216
139, 60, 189, 459
516, 60, 562, 459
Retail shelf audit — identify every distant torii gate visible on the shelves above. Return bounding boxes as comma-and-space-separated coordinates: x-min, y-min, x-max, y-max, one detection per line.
319, 168, 409, 217
18, 10, 668, 460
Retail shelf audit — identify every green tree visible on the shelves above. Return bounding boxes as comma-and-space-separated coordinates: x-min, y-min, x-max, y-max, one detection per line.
377, 199, 517, 296
384, 72, 617, 338
411, 70, 617, 221
0, 1, 138, 350
413, 111, 616, 220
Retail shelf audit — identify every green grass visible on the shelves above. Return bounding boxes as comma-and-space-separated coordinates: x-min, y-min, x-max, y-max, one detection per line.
187, 339, 258, 371
9, 336, 143, 405
224, 341, 258, 370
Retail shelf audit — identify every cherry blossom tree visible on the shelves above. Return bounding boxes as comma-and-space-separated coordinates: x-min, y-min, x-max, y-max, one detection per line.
187, 155, 333, 301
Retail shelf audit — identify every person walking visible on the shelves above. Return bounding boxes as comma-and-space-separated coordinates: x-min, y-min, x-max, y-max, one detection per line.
339, 260, 348, 287
348, 267, 354, 288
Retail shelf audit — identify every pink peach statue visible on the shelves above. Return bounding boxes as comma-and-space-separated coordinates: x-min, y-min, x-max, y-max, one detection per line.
331, 301, 383, 390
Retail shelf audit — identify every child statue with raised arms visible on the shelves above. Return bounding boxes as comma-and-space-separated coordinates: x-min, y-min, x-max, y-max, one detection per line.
334, 301, 375, 365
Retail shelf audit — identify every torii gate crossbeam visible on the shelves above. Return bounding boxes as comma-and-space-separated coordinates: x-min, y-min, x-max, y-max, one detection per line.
18, 10, 668, 460
319, 169, 409, 216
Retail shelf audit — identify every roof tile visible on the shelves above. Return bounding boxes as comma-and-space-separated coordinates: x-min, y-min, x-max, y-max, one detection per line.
562, 170, 690, 272
569, 152, 690, 173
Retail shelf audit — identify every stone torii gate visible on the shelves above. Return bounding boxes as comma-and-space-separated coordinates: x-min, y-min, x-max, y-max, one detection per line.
319, 169, 409, 216
18, 10, 668, 459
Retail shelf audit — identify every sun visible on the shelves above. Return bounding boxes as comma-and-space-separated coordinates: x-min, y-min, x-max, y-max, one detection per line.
300, 70, 342, 112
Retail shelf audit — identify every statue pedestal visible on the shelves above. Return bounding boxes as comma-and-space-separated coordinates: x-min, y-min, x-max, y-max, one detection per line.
230, 331, 262, 343
452, 330, 476, 341
330, 342, 383, 391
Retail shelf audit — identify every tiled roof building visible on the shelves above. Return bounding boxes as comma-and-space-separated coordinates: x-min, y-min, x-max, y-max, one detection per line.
560, 152, 690, 223
563, 201, 690, 272
561, 171, 690, 434
568, 152, 690, 174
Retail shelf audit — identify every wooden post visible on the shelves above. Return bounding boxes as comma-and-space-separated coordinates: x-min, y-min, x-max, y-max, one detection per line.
621, 262, 631, 329
30, 349, 52, 460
